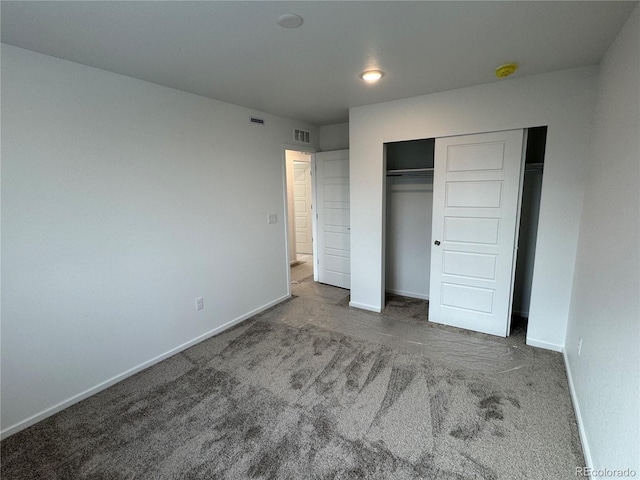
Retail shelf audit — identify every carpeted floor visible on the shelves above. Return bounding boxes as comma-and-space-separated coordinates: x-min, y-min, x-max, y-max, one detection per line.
1, 268, 586, 479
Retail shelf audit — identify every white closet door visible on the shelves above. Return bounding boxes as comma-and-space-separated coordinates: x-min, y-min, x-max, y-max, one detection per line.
315, 150, 350, 289
429, 130, 525, 337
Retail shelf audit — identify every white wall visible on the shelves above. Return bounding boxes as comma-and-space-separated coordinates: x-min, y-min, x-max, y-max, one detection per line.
565, 6, 639, 473
385, 177, 432, 299
0, 45, 318, 437
319, 122, 349, 151
349, 67, 597, 350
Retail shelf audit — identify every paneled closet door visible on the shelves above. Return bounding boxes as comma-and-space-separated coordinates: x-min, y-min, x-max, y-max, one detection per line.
428, 130, 525, 337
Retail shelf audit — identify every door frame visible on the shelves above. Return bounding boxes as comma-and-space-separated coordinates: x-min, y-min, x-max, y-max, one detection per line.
282, 145, 318, 295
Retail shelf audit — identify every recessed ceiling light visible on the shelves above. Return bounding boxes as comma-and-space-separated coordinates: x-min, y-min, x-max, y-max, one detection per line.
495, 63, 518, 79
277, 14, 303, 29
360, 70, 384, 83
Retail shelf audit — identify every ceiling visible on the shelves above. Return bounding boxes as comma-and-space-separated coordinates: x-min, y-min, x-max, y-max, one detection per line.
1, 1, 636, 126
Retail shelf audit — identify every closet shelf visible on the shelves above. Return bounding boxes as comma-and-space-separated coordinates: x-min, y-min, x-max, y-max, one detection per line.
387, 165, 543, 175
386, 167, 434, 177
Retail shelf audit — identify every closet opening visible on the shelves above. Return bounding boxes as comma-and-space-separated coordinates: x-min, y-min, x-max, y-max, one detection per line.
511, 126, 547, 335
383, 127, 547, 338
384, 138, 435, 304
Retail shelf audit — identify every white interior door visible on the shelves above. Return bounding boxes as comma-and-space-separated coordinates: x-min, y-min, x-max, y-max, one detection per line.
293, 161, 313, 255
315, 150, 350, 289
429, 130, 525, 337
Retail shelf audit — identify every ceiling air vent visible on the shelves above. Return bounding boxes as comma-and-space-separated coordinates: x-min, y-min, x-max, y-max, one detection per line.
294, 128, 311, 144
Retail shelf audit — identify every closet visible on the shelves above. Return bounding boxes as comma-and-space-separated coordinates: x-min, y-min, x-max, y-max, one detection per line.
512, 127, 546, 319
385, 138, 435, 300
384, 128, 546, 334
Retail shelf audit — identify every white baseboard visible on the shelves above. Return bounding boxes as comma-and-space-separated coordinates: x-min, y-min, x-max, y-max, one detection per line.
563, 350, 593, 470
385, 289, 429, 301
525, 337, 563, 352
349, 301, 382, 313
0, 294, 290, 440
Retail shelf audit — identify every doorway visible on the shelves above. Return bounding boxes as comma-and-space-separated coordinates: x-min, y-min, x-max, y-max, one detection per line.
293, 161, 313, 257
285, 149, 315, 281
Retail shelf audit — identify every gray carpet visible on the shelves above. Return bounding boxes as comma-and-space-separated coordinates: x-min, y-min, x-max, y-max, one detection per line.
1, 278, 586, 479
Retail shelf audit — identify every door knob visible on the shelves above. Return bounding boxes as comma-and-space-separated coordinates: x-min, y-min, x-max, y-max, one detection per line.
434, 240, 441, 246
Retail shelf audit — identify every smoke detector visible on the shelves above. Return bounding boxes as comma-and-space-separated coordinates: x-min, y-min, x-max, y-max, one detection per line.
496, 63, 518, 79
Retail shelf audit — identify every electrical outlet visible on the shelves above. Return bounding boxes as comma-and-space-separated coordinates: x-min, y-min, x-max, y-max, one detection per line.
196, 297, 204, 311
267, 214, 277, 224
577, 338, 582, 356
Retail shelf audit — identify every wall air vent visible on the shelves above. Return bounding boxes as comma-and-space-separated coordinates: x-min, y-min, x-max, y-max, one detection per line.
294, 128, 311, 144
250, 117, 265, 125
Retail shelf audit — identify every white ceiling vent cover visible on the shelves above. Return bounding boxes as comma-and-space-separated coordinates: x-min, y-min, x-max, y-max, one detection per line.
294, 129, 311, 144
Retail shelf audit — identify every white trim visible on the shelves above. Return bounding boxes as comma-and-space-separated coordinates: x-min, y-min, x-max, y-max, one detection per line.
282, 148, 292, 296
563, 350, 593, 470
311, 152, 319, 282
526, 337, 563, 352
385, 289, 429, 301
349, 301, 382, 313
0, 294, 290, 440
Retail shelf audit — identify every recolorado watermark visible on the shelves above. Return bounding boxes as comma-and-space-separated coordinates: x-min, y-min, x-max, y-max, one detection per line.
576, 467, 637, 477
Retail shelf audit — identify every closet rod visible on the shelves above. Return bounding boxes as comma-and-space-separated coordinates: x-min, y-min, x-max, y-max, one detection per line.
387, 164, 543, 176
386, 168, 434, 177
